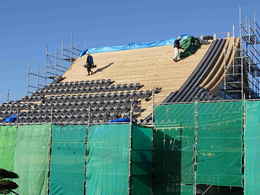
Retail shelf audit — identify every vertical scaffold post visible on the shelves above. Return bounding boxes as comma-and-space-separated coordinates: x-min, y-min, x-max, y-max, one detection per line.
71, 32, 74, 64
85, 106, 91, 193
16, 108, 19, 127
233, 24, 235, 38
50, 106, 53, 124
44, 46, 49, 86
128, 103, 133, 195
47, 118, 53, 195
152, 88, 155, 126
27, 64, 31, 96
84, 106, 90, 194
193, 101, 199, 195
242, 96, 246, 193
239, 8, 245, 100
88, 105, 91, 126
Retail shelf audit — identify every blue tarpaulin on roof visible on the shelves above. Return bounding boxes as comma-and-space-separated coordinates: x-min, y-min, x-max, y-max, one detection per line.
79, 49, 88, 57
3, 114, 17, 123
109, 118, 130, 123
80, 34, 190, 55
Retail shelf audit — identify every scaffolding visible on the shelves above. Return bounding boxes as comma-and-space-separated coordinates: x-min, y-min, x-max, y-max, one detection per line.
45, 39, 81, 79
27, 35, 81, 96
27, 65, 48, 95
223, 10, 260, 99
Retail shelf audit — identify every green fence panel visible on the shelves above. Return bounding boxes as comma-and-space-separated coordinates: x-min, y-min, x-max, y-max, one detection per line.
14, 124, 51, 195
0, 126, 17, 171
197, 101, 243, 186
155, 103, 195, 127
86, 124, 130, 195
131, 125, 153, 195
49, 125, 86, 195
154, 127, 194, 189
244, 101, 260, 195
154, 103, 195, 195
177, 184, 194, 195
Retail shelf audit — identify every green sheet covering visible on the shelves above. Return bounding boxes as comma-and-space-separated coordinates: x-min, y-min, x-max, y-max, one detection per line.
49, 125, 86, 195
155, 103, 195, 193
197, 101, 243, 186
244, 101, 260, 195
153, 127, 194, 195
0, 126, 17, 171
86, 124, 130, 195
155, 103, 195, 127
155, 101, 243, 192
14, 124, 51, 195
131, 125, 153, 195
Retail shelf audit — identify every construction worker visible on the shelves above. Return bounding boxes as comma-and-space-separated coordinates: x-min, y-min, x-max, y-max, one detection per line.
172, 36, 182, 62
84, 52, 96, 76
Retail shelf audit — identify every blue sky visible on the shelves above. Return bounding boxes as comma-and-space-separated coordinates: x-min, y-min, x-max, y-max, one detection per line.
0, 0, 259, 102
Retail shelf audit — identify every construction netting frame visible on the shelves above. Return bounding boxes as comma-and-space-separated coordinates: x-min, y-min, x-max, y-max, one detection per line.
244, 100, 260, 195
0, 123, 153, 195
49, 125, 86, 195
197, 101, 243, 186
14, 124, 51, 195
86, 123, 130, 194
86, 123, 153, 195
0, 124, 53, 195
131, 124, 153, 195
154, 100, 243, 194
4, 98, 260, 195
0, 126, 17, 171
154, 103, 195, 195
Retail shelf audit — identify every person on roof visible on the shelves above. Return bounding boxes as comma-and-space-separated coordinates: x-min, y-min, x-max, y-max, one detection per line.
84, 51, 96, 76
172, 36, 182, 62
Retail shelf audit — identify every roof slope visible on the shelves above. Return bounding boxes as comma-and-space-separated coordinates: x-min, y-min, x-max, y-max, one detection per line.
63, 44, 211, 119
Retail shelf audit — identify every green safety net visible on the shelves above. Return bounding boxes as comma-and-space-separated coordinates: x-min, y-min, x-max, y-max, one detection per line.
155, 103, 195, 127
131, 125, 153, 195
14, 124, 51, 195
0, 126, 17, 171
244, 101, 260, 195
49, 125, 86, 195
153, 127, 194, 195
177, 185, 194, 195
86, 124, 130, 195
154, 101, 243, 192
197, 101, 243, 186
154, 103, 195, 195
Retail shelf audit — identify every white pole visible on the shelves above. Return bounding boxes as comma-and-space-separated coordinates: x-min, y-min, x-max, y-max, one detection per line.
233, 24, 235, 38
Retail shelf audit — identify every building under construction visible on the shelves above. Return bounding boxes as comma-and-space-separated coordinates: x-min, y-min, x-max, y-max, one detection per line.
0, 15, 260, 195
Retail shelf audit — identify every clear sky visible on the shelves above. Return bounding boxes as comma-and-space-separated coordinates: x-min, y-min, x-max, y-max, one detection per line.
0, 0, 259, 102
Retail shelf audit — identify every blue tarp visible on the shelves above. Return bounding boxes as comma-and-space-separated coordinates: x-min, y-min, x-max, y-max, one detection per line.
109, 118, 130, 123
80, 34, 190, 55
79, 49, 88, 57
3, 114, 17, 123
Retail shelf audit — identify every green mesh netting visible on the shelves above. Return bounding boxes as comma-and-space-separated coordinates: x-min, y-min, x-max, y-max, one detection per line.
14, 124, 51, 195
131, 125, 153, 195
155, 103, 195, 127
154, 101, 243, 191
49, 125, 86, 195
153, 127, 194, 195
0, 126, 17, 171
154, 103, 195, 194
244, 101, 260, 195
197, 101, 243, 186
86, 124, 130, 195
